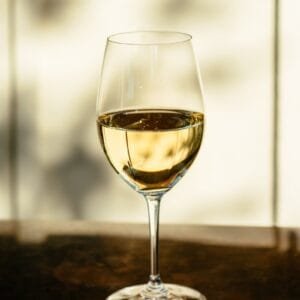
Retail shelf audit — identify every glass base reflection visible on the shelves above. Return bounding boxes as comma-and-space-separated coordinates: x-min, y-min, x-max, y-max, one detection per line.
107, 283, 206, 300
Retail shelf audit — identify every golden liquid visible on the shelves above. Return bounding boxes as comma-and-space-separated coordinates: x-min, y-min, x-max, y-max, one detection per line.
97, 109, 204, 193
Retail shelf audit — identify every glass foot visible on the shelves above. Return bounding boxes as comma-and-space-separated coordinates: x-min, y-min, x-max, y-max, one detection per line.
107, 283, 206, 299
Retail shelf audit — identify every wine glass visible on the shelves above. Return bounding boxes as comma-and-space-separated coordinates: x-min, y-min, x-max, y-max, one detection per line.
96, 31, 205, 300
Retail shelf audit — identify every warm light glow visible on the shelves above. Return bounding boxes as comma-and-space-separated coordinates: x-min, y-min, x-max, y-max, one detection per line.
0, 1, 299, 226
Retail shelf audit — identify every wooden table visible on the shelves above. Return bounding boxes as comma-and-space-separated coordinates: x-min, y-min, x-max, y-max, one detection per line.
0, 221, 299, 299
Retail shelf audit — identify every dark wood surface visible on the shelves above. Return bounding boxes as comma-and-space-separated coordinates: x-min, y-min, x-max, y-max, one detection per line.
0, 221, 299, 299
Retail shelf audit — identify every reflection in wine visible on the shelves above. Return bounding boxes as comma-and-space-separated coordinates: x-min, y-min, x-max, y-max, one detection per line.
97, 108, 204, 193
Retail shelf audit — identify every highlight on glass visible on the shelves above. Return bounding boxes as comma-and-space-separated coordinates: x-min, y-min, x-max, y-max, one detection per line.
96, 31, 206, 300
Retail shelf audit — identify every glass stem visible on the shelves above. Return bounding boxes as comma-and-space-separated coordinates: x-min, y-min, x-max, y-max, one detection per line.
145, 194, 164, 289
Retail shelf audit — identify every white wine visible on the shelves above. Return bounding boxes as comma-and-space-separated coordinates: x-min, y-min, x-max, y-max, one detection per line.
97, 109, 204, 193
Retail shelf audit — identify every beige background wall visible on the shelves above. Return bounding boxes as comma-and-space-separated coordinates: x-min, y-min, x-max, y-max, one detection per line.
0, 1, 298, 226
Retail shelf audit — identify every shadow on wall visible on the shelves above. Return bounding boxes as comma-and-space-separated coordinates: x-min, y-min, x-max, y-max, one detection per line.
31, 93, 110, 219
34, 146, 108, 219
25, 0, 75, 23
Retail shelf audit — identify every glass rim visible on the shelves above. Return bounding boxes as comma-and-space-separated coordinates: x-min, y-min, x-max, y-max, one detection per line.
107, 31, 192, 46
